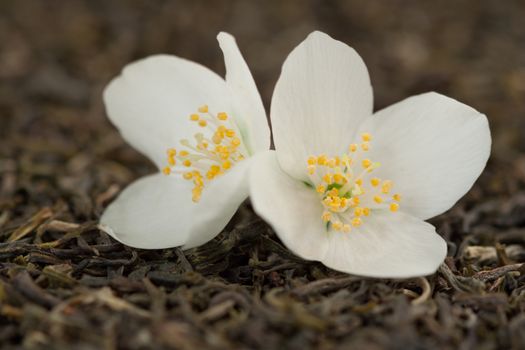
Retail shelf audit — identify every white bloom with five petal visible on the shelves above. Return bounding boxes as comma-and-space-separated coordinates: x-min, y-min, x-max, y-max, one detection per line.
250, 31, 491, 278
99, 33, 270, 249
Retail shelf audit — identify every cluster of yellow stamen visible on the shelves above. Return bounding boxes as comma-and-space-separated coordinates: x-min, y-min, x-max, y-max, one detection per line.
307, 132, 401, 233
162, 105, 245, 202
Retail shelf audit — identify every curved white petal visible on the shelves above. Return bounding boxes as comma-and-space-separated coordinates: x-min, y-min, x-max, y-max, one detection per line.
103, 55, 230, 169
100, 159, 252, 249
321, 211, 447, 278
249, 151, 329, 259
358, 92, 491, 220
271, 31, 373, 181
99, 173, 194, 249
218, 32, 270, 154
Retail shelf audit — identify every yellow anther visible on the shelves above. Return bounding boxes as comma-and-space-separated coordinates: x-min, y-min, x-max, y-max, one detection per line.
198, 120, 207, 127
190, 114, 200, 121
225, 129, 236, 138
222, 160, 231, 170
355, 179, 363, 186
168, 155, 176, 166
162, 166, 171, 175
361, 142, 369, 151
198, 105, 208, 113
361, 133, 371, 142
342, 224, 352, 233
352, 197, 360, 205
363, 208, 370, 216
362, 159, 372, 169
333, 173, 344, 184
212, 133, 223, 144
317, 155, 328, 165
231, 138, 241, 146
332, 221, 343, 231
316, 185, 326, 194
351, 218, 362, 227
217, 112, 228, 120
371, 178, 380, 187
179, 150, 189, 157
308, 165, 316, 175
354, 207, 363, 216
322, 174, 333, 184
393, 194, 401, 202
167, 148, 177, 156
307, 156, 317, 165
349, 144, 358, 153
197, 142, 208, 150
381, 180, 393, 194
373, 195, 383, 204
183, 159, 192, 167
321, 211, 331, 222
183, 172, 193, 180
390, 203, 399, 212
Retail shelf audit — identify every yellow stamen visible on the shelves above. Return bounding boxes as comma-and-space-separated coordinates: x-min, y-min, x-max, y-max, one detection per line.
163, 167, 171, 175
217, 112, 228, 120
190, 114, 199, 121
198, 120, 207, 127
381, 180, 393, 194
332, 221, 343, 231
306, 132, 400, 234
198, 105, 208, 113
390, 203, 399, 212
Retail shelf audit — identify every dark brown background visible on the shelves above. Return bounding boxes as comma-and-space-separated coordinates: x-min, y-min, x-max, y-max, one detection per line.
1, 1, 525, 349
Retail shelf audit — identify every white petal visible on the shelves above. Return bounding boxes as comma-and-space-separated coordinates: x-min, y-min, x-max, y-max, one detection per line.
103, 55, 230, 169
271, 31, 373, 181
100, 159, 252, 249
249, 151, 330, 259
322, 211, 447, 278
99, 173, 194, 249
358, 92, 491, 220
218, 32, 270, 154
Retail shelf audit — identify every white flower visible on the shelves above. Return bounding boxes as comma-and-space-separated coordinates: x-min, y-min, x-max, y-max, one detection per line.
99, 33, 270, 249
249, 31, 491, 278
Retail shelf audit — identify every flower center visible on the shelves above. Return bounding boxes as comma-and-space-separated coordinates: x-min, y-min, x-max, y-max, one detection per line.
306, 133, 401, 233
162, 105, 246, 202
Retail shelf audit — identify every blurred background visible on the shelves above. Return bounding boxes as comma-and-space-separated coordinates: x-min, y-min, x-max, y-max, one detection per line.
1, 1, 525, 349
